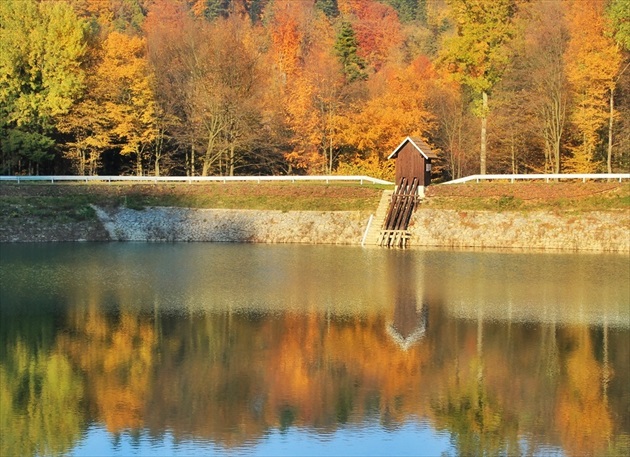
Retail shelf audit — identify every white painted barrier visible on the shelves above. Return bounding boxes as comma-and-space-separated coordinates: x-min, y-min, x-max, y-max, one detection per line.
444, 173, 630, 184
0, 175, 393, 185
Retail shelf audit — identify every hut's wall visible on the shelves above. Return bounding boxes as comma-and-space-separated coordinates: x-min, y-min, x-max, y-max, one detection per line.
395, 143, 426, 186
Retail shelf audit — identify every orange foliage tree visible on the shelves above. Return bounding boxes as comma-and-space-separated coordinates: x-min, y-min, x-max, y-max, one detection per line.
342, 0, 404, 73
271, 3, 348, 173
335, 56, 436, 178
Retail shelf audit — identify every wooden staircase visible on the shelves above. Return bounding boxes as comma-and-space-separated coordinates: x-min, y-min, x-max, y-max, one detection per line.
362, 189, 393, 246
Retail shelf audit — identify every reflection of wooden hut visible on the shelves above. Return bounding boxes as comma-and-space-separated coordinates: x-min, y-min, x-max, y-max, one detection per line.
387, 303, 428, 351
379, 136, 437, 248
385, 251, 428, 350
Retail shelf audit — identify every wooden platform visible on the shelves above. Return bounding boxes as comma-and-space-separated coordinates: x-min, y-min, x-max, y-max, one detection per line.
377, 230, 411, 249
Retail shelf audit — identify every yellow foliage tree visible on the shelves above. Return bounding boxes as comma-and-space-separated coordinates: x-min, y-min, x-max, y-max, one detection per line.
98, 31, 159, 175
564, 0, 622, 172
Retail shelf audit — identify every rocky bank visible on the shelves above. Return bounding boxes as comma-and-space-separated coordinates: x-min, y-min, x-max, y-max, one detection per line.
409, 209, 629, 252
92, 206, 367, 244
1, 204, 628, 252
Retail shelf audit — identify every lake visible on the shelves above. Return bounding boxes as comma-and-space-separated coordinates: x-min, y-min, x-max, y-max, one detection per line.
0, 243, 628, 456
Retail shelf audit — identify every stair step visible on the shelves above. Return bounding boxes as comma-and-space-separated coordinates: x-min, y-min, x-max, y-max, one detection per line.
363, 190, 394, 246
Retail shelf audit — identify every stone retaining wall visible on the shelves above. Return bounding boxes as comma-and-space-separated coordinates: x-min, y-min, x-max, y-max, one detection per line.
408, 209, 630, 252
94, 206, 628, 252
2, 204, 628, 252
93, 206, 368, 244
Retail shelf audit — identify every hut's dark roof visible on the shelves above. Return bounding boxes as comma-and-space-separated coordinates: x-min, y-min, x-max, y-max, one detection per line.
388, 136, 438, 160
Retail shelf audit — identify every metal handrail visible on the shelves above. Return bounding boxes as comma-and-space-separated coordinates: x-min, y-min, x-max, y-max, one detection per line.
0, 175, 393, 185
444, 173, 630, 184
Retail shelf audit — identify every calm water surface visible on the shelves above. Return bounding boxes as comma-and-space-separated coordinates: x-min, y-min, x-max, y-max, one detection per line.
0, 243, 628, 456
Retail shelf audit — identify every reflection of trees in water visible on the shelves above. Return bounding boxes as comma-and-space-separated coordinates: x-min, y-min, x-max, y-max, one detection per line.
556, 326, 614, 456
56, 304, 157, 434
1, 297, 628, 456
430, 311, 519, 456
0, 341, 84, 457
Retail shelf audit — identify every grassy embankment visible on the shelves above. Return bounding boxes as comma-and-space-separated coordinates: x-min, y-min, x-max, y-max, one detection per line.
0, 182, 387, 224
424, 181, 630, 212
0, 180, 628, 225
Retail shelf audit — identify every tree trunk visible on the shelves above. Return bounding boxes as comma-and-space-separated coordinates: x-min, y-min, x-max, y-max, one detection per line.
553, 93, 563, 174
136, 149, 143, 176
510, 132, 516, 174
608, 87, 614, 174
554, 136, 561, 174
229, 144, 235, 176
202, 129, 222, 176
189, 144, 195, 176
329, 137, 333, 175
79, 149, 86, 176
154, 128, 164, 177
480, 91, 488, 175
202, 136, 214, 176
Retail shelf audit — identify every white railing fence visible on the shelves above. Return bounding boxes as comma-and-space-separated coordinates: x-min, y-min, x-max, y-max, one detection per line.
0, 175, 393, 185
2, 173, 628, 185
443, 173, 630, 184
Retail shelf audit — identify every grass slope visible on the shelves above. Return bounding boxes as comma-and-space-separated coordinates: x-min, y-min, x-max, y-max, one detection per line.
424, 181, 630, 212
0, 181, 628, 227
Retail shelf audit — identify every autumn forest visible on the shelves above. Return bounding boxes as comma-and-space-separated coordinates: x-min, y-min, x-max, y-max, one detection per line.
1, 0, 629, 180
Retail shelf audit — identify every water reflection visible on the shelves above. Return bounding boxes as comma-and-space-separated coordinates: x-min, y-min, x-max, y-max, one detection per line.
0, 244, 628, 456
387, 253, 428, 351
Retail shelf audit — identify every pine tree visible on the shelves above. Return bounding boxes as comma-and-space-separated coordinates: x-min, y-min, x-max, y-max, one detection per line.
316, 0, 339, 19
334, 22, 367, 83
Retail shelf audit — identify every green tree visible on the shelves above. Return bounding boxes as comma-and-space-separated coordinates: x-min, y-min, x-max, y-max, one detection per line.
383, 0, 427, 24
316, 0, 339, 19
439, 0, 518, 175
191, 0, 231, 20
335, 21, 367, 83
605, 0, 630, 173
607, 0, 630, 50
0, 0, 87, 174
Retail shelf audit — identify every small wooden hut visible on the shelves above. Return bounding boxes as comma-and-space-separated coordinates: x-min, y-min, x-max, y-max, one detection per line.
378, 136, 437, 248
387, 136, 438, 190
